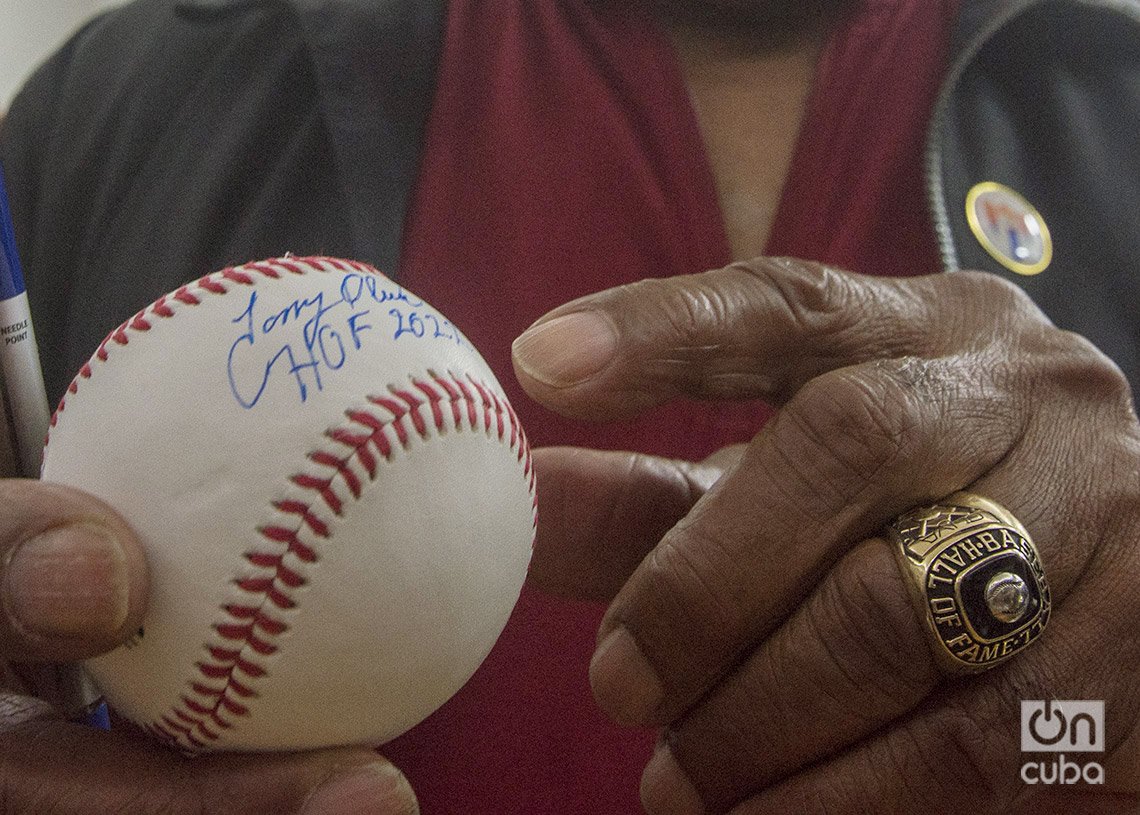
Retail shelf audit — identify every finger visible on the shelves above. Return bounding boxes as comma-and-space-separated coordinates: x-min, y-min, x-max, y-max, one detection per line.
716, 569, 1140, 815
586, 353, 1031, 727
0, 694, 419, 814
511, 259, 1042, 420
0, 396, 19, 479
0, 479, 147, 662
528, 447, 726, 601
639, 536, 936, 813
642, 481, 1140, 815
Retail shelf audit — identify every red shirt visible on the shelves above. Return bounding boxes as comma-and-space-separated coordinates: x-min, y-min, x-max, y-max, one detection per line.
388, 1, 957, 812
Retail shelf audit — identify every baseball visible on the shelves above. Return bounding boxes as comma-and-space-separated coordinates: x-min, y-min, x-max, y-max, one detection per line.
40, 256, 537, 753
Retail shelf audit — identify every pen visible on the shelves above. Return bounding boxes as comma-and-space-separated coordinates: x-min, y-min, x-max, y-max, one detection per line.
0, 164, 50, 478
0, 161, 107, 726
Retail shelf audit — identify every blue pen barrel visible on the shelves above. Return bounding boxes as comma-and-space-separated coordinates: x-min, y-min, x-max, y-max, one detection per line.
0, 164, 105, 724
0, 165, 51, 477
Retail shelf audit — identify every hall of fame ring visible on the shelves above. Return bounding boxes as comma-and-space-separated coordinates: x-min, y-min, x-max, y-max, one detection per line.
887, 492, 1051, 675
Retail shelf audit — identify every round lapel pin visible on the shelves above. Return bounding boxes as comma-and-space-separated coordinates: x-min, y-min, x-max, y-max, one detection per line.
966, 182, 1053, 276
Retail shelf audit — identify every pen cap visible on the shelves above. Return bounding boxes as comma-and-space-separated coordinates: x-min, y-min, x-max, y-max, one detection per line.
0, 165, 27, 300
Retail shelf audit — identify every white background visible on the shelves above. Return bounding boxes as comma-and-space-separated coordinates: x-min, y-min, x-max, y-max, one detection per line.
0, 0, 123, 110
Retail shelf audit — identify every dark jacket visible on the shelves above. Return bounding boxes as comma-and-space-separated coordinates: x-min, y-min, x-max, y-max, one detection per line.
1, 0, 1137, 401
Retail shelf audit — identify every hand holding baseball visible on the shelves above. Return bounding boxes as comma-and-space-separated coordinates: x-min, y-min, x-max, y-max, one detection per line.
0, 253, 540, 814
0, 475, 419, 814
515, 257, 1140, 815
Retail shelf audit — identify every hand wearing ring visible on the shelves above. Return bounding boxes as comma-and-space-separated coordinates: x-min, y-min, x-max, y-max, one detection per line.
517, 258, 1140, 814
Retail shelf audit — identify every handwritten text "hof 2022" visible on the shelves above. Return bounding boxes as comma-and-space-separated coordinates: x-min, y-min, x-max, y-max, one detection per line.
227, 273, 466, 409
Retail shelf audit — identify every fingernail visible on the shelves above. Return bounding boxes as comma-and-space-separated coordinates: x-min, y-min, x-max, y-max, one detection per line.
589, 626, 663, 725
641, 744, 704, 815
301, 763, 419, 815
512, 311, 619, 387
4, 524, 129, 639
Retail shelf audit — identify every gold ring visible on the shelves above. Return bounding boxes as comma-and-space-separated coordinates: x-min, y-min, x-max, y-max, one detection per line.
887, 492, 1051, 674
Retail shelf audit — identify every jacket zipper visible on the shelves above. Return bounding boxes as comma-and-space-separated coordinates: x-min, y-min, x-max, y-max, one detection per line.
927, 0, 1140, 273
924, 0, 1046, 274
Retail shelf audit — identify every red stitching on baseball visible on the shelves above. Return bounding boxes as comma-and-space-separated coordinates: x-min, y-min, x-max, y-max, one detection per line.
309, 450, 363, 499
274, 259, 307, 275
422, 382, 446, 431
289, 474, 344, 516
390, 388, 428, 438
151, 297, 175, 318
222, 269, 254, 286
273, 500, 331, 538
198, 276, 226, 294
149, 368, 534, 752
45, 256, 535, 753
468, 378, 494, 435
228, 679, 256, 698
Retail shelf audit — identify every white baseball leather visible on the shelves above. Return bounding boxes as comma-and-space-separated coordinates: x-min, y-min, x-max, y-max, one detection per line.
41, 256, 536, 752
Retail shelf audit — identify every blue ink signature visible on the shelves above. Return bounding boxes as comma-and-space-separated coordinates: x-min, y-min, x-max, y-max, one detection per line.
227, 273, 466, 409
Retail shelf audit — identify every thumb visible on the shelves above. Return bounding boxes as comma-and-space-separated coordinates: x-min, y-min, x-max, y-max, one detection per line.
511, 264, 788, 421
528, 447, 723, 601
0, 698, 418, 814
0, 479, 147, 662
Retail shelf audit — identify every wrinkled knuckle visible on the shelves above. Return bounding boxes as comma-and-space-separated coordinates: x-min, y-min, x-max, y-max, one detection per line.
107, 765, 199, 815
0, 721, 185, 815
674, 277, 738, 335
814, 543, 935, 701
895, 702, 1019, 811
1036, 330, 1135, 410
0, 693, 56, 734
740, 258, 856, 336
776, 368, 926, 518
956, 271, 1046, 324
625, 275, 738, 344
871, 355, 943, 394
950, 274, 1126, 393
669, 696, 775, 811
166, 767, 222, 815
642, 530, 747, 650
623, 277, 762, 398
